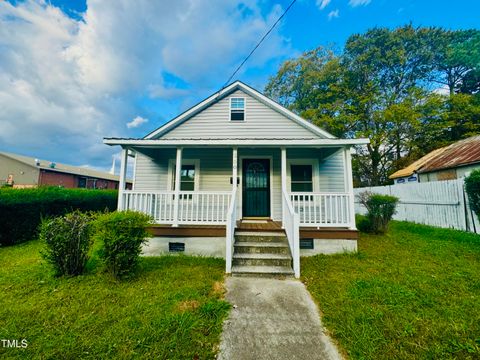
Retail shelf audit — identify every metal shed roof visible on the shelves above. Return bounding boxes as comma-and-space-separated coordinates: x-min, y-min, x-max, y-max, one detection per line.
418, 135, 480, 173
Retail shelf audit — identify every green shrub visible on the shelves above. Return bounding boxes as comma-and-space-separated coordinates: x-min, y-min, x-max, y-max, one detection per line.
93, 211, 152, 279
40, 211, 93, 276
0, 187, 117, 246
358, 191, 399, 234
465, 170, 480, 222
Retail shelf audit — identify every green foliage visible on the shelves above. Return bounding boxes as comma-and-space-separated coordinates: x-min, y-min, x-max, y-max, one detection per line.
465, 169, 480, 221
265, 26, 480, 186
302, 221, 480, 360
0, 240, 230, 359
358, 191, 399, 234
40, 211, 93, 277
93, 211, 152, 279
0, 187, 117, 246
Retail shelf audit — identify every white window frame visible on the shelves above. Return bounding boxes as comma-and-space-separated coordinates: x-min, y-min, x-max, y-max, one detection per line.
287, 159, 319, 193
167, 159, 200, 191
229, 97, 246, 121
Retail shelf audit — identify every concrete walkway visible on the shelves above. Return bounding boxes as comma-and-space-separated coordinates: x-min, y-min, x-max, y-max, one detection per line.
218, 277, 343, 360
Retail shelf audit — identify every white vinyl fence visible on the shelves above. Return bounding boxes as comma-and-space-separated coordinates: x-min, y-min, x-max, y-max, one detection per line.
354, 179, 480, 234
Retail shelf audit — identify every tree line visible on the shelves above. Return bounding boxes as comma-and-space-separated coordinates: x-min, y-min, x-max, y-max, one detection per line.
265, 25, 480, 186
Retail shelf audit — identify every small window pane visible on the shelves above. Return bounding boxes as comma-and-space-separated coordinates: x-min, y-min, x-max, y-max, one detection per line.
231, 98, 244, 109
291, 164, 313, 192
291, 165, 312, 182
291, 182, 313, 192
173, 164, 196, 191
231, 110, 244, 121
181, 181, 194, 191
181, 165, 195, 181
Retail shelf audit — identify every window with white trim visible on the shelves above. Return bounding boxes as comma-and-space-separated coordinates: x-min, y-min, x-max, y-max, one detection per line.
290, 165, 313, 192
230, 97, 245, 121
169, 160, 199, 191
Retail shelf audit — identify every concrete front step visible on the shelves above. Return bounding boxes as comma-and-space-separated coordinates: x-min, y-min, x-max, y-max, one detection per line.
231, 265, 295, 278
234, 242, 290, 255
235, 231, 287, 243
233, 253, 292, 267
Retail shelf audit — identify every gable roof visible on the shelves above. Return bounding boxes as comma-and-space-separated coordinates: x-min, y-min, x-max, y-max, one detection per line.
389, 135, 480, 179
144, 81, 335, 140
0, 151, 127, 182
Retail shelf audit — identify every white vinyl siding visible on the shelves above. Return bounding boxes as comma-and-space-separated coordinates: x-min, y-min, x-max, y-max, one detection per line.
133, 149, 174, 191
318, 149, 346, 192
162, 90, 322, 139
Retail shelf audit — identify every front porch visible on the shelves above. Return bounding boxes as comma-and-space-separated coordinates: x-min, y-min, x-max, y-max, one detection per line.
115, 145, 358, 278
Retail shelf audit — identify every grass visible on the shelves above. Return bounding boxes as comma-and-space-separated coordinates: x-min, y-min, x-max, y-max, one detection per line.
302, 221, 480, 360
0, 240, 230, 359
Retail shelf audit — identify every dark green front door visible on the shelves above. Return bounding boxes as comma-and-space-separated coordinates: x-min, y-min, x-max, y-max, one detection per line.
242, 159, 270, 217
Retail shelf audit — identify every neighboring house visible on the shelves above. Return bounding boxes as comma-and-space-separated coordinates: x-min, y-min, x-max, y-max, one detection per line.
104, 81, 369, 277
0, 151, 132, 189
390, 135, 480, 184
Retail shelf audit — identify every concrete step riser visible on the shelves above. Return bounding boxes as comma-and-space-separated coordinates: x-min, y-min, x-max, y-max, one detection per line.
233, 258, 292, 267
235, 235, 287, 243
234, 246, 290, 255
231, 272, 294, 279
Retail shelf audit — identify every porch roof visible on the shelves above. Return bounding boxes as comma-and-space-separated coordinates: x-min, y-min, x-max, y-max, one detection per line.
103, 137, 370, 147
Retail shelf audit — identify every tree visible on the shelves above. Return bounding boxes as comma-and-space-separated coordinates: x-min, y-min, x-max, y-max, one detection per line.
265, 26, 480, 186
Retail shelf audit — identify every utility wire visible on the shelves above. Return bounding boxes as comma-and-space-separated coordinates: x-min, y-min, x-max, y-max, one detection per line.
221, 0, 297, 89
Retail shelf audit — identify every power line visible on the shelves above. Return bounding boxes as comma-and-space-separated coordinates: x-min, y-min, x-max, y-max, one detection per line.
222, 0, 297, 89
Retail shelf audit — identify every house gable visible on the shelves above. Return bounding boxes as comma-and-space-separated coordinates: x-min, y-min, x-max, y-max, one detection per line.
145, 82, 334, 140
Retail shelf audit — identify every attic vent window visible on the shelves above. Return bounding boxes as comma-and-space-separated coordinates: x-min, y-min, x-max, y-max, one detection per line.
230, 97, 245, 121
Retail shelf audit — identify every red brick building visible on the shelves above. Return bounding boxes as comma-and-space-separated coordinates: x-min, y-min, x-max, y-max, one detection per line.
0, 151, 132, 189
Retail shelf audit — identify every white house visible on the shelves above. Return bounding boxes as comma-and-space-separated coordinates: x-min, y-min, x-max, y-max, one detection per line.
104, 81, 369, 278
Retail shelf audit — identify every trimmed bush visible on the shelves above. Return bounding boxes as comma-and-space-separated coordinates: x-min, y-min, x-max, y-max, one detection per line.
40, 211, 93, 276
0, 187, 117, 246
465, 169, 480, 222
93, 211, 152, 279
358, 191, 399, 234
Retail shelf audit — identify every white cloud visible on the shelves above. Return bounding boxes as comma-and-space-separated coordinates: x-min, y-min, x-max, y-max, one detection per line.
0, 0, 291, 169
328, 9, 340, 20
316, 0, 331, 10
348, 0, 372, 7
126, 116, 148, 129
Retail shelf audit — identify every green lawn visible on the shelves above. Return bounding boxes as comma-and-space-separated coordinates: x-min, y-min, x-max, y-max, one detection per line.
0, 240, 230, 359
302, 221, 480, 360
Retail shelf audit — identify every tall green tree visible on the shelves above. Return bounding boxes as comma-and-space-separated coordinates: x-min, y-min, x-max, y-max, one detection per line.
265, 26, 480, 186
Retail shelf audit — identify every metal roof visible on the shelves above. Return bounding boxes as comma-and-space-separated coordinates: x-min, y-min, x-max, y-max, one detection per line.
389, 147, 448, 179
390, 135, 480, 179
0, 151, 128, 182
418, 135, 480, 173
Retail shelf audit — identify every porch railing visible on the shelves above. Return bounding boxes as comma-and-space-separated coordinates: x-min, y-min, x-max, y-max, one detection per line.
290, 192, 352, 227
283, 189, 300, 278
225, 188, 237, 274
121, 190, 232, 225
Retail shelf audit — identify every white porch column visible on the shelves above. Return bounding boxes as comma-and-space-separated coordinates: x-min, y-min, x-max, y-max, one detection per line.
173, 147, 183, 227
344, 146, 357, 229
232, 147, 238, 191
281, 147, 287, 228
117, 147, 128, 210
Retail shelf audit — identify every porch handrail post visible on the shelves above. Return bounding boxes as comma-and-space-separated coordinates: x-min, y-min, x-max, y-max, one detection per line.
117, 147, 128, 210
281, 147, 287, 228
344, 146, 357, 229
173, 147, 183, 227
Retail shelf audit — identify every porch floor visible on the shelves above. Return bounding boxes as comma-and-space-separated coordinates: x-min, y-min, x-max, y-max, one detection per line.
147, 220, 358, 239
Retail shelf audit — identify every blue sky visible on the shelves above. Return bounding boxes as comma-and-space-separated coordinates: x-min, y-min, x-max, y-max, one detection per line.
0, 0, 479, 171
